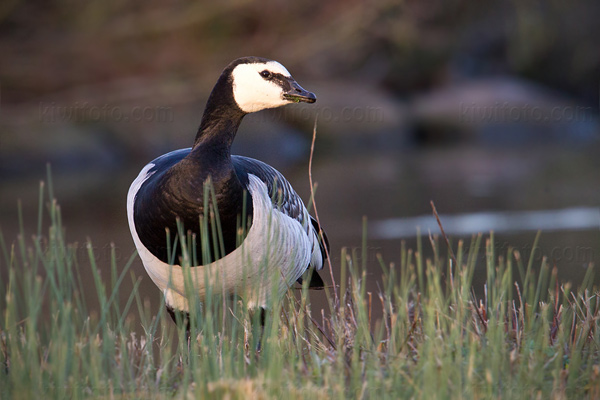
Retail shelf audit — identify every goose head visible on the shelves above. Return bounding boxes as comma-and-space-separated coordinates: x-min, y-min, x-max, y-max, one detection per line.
229, 57, 316, 113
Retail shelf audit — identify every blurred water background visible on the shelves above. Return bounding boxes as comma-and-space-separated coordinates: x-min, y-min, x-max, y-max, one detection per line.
1, 0, 599, 310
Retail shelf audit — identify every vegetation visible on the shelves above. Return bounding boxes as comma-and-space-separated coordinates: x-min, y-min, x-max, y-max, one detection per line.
2, 179, 600, 399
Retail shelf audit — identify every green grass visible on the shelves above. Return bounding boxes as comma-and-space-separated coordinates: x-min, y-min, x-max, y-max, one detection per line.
2, 179, 600, 399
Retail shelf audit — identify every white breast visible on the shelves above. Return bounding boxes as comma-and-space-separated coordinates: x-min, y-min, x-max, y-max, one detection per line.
127, 169, 313, 312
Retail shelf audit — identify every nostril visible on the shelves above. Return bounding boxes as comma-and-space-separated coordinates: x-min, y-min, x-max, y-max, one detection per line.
295, 88, 302, 93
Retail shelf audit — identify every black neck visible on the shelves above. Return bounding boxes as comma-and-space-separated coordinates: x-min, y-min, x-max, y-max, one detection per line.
193, 70, 246, 151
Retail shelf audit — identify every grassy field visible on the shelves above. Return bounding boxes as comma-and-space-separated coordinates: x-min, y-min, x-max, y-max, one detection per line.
2, 179, 600, 399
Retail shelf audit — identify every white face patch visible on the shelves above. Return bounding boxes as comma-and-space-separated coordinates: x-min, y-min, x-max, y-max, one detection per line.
231, 61, 293, 113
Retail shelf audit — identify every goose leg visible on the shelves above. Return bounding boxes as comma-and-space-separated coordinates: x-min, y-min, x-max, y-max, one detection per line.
167, 305, 191, 343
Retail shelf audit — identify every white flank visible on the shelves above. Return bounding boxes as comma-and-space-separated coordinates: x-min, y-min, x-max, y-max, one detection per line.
127, 166, 317, 312
232, 61, 293, 113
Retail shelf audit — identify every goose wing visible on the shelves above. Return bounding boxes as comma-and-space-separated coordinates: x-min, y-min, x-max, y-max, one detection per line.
232, 155, 328, 286
233, 156, 306, 225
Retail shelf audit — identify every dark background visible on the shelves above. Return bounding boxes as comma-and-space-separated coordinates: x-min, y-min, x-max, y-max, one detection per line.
1, 0, 599, 308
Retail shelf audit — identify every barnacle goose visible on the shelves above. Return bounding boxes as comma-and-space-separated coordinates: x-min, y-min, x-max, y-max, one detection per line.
126, 57, 328, 328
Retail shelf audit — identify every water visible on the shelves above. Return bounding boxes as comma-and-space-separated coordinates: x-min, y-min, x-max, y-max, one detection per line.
1, 123, 599, 319
372, 207, 600, 239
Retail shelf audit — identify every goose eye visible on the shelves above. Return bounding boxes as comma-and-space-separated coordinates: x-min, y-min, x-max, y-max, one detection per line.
260, 70, 272, 79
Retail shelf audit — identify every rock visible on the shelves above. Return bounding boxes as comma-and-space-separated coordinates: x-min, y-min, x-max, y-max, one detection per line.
409, 77, 599, 146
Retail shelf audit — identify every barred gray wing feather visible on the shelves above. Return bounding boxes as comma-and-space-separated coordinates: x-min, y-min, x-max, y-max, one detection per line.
232, 155, 329, 274
232, 156, 306, 226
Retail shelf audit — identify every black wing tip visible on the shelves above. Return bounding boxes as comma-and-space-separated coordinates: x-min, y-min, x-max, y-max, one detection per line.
297, 269, 325, 289
310, 216, 330, 260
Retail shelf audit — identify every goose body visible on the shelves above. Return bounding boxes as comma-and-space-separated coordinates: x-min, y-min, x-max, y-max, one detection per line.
126, 57, 327, 319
